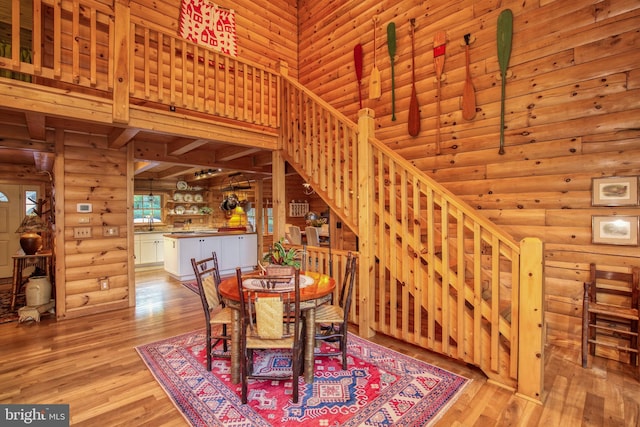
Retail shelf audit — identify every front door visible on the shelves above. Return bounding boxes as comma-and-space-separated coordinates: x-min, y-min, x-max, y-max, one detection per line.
0, 185, 22, 278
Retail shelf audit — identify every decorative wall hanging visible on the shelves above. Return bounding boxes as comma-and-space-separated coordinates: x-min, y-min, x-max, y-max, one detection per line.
462, 33, 476, 120
496, 9, 513, 155
592, 215, 639, 246
179, 0, 238, 57
369, 16, 382, 100
354, 43, 363, 108
408, 19, 420, 137
433, 30, 446, 154
591, 176, 639, 206
387, 22, 397, 121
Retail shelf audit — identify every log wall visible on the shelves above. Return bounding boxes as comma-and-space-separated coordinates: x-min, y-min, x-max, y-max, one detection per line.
56, 132, 131, 319
297, 0, 640, 357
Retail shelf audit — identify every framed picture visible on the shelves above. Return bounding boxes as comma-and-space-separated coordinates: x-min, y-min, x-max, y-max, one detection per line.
591, 176, 639, 206
592, 215, 639, 246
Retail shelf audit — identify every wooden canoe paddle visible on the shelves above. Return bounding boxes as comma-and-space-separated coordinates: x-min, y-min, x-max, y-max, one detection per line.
369, 16, 381, 100
408, 18, 420, 136
353, 43, 363, 109
387, 22, 397, 121
497, 9, 513, 154
462, 33, 476, 121
433, 30, 446, 154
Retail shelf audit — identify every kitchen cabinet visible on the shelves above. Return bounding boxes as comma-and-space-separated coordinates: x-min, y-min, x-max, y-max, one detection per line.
216, 234, 258, 274
134, 233, 165, 265
163, 233, 258, 281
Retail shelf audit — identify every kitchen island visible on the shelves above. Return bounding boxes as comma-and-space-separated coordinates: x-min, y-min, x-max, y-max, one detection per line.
163, 231, 258, 281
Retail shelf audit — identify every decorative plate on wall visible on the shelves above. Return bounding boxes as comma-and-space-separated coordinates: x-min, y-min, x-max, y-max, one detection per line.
194, 194, 204, 202
173, 193, 184, 202
183, 194, 194, 202
176, 181, 188, 190
174, 206, 185, 215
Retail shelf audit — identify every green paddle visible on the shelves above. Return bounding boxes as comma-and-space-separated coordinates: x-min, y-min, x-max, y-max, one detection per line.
497, 9, 513, 155
387, 22, 397, 121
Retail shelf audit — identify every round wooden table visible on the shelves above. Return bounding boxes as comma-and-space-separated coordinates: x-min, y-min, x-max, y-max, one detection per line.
218, 270, 336, 384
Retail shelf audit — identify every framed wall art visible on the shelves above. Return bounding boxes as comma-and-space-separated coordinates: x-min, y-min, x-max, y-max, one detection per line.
592, 215, 639, 246
591, 176, 639, 206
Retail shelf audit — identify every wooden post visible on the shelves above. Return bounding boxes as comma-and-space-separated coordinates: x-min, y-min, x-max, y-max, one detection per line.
517, 237, 545, 404
127, 143, 135, 307
357, 108, 376, 338
112, 0, 130, 123
271, 150, 287, 242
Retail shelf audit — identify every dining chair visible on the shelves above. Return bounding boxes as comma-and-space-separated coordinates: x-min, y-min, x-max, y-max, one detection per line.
314, 252, 356, 370
288, 225, 302, 245
305, 226, 320, 247
235, 268, 305, 404
582, 263, 639, 376
191, 253, 233, 371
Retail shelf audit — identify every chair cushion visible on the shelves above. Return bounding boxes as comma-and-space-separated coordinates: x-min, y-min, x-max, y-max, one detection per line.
314, 304, 344, 323
209, 306, 233, 325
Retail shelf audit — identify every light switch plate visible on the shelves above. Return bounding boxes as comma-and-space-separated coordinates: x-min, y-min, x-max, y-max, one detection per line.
73, 227, 92, 239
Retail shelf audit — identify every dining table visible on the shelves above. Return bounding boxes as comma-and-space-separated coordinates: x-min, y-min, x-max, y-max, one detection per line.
218, 270, 336, 384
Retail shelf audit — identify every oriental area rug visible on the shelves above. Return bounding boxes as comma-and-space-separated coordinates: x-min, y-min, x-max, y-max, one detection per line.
0, 289, 24, 324
136, 329, 469, 427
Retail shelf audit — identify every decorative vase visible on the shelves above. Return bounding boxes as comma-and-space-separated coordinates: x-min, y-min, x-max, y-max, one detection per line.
20, 233, 42, 255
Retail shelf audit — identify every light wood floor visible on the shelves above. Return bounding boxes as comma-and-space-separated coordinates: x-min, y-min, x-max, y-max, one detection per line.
1, 268, 638, 426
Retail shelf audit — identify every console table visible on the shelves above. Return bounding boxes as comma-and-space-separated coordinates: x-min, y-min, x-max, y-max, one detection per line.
11, 252, 52, 310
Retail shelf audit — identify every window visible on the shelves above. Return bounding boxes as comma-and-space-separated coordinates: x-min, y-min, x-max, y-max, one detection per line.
133, 194, 163, 224
246, 205, 272, 234
25, 190, 38, 214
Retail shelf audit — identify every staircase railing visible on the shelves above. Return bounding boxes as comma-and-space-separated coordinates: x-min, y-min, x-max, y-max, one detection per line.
280, 73, 545, 401
0, 0, 544, 403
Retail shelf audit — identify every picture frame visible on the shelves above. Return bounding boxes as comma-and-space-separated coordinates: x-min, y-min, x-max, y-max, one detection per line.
591, 176, 639, 206
592, 215, 639, 246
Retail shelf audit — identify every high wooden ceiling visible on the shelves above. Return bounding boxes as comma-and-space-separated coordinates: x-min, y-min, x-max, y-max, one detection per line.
0, 107, 275, 186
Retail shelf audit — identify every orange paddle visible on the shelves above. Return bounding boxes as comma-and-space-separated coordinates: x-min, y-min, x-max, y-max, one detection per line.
462, 33, 476, 120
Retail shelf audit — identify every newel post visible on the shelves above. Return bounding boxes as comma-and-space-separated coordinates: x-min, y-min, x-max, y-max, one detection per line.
517, 237, 545, 404
356, 108, 376, 338
113, 0, 131, 123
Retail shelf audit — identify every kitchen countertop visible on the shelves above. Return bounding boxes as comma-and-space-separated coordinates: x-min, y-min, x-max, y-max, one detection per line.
162, 230, 256, 238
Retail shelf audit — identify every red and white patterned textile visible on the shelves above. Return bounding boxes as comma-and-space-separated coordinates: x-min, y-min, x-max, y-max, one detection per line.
178, 0, 237, 57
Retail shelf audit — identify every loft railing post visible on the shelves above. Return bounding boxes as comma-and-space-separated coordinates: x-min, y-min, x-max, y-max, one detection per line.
517, 237, 545, 404
357, 108, 376, 338
272, 149, 287, 242
112, 0, 130, 123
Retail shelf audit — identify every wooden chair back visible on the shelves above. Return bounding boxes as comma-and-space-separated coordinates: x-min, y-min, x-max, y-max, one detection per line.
305, 226, 320, 247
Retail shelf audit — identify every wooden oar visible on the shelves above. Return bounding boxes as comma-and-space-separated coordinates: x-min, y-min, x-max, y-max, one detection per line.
369, 16, 381, 100
408, 18, 420, 136
353, 43, 363, 109
462, 33, 476, 121
497, 9, 513, 155
433, 30, 446, 154
387, 22, 397, 121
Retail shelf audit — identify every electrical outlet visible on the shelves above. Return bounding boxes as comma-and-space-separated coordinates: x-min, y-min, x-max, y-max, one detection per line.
74, 227, 92, 238
78, 217, 90, 224
100, 278, 109, 290
103, 226, 119, 237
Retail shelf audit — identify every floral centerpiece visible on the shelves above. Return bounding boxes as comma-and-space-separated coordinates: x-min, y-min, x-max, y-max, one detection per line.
262, 238, 300, 275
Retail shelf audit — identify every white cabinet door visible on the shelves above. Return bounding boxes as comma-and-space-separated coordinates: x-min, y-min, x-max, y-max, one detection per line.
138, 233, 165, 265
217, 234, 257, 274
165, 236, 222, 281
